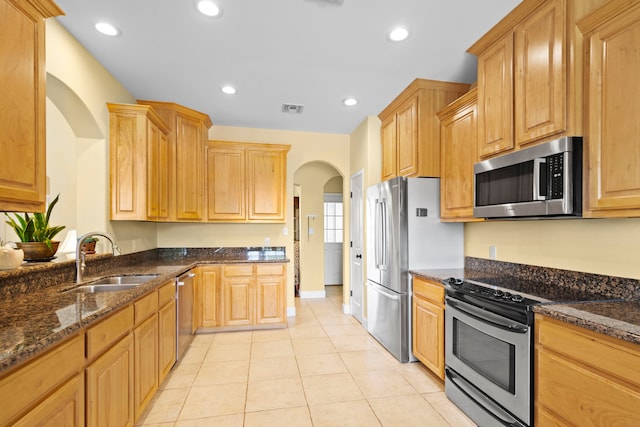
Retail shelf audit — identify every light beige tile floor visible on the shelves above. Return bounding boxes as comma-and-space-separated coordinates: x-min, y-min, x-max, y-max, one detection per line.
136, 286, 477, 427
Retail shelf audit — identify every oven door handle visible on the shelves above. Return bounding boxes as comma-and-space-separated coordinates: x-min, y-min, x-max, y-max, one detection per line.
447, 299, 529, 334
445, 368, 526, 427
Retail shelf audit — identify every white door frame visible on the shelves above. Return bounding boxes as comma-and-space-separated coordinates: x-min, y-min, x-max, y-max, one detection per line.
349, 170, 364, 323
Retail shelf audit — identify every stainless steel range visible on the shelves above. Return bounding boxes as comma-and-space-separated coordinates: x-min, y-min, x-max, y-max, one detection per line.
442, 277, 617, 427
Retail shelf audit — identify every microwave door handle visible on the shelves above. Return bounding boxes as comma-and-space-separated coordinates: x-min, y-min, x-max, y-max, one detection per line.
533, 158, 547, 201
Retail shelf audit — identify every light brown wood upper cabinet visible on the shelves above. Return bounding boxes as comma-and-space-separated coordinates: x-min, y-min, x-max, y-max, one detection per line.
137, 100, 212, 221
108, 103, 171, 221
247, 147, 288, 221
579, 0, 640, 217
378, 79, 470, 180
437, 88, 482, 222
476, 32, 514, 157
205, 141, 290, 223
0, 0, 63, 212
469, 0, 607, 159
205, 144, 246, 221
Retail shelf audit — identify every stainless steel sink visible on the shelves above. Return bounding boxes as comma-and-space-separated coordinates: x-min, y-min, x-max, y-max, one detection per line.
64, 274, 160, 293
66, 284, 143, 293
89, 275, 159, 285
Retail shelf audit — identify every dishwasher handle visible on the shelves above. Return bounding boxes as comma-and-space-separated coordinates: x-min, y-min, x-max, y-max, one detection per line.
177, 272, 195, 286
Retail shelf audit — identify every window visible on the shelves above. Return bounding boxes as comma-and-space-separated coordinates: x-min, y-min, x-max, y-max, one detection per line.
324, 196, 343, 243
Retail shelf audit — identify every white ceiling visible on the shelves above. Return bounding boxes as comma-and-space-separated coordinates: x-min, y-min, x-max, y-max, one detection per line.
54, 0, 520, 135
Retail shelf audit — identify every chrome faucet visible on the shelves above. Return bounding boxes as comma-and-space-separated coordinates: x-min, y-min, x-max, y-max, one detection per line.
75, 231, 120, 283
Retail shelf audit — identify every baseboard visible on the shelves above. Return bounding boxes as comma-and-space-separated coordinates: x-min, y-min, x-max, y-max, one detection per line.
287, 306, 296, 317
342, 303, 351, 314
299, 290, 326, 299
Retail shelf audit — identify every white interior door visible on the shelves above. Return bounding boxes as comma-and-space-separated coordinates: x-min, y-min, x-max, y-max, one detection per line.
350, 171, 364, 323
324, 193, 343, 285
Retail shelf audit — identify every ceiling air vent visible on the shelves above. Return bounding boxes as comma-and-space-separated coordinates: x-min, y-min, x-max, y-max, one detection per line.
282, 103, 304, 114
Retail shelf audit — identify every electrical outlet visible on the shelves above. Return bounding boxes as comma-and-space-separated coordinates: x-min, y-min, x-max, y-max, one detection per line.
264, 237, 270, 247
282, 227, 288, 236
489, 245, 497, 260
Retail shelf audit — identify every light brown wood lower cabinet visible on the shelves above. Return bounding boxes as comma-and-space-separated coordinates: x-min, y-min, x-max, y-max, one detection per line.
13, 373, 84, 427
412, 277, 445, 380
0, 280, 178, 427
134, 313, 159, 420
194, 263, 286, 330
86, 333, 135, 427
535, 314, 640, 426
224, 275, 254, 326
158, 282, 177, 384
0, 335, 84, 426
197, 266, 222, 328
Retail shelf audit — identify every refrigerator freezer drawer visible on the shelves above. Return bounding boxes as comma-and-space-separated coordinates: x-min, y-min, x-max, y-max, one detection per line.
366, 280, 411, 362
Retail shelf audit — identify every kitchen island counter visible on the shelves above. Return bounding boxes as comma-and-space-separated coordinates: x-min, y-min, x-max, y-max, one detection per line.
0, 247, 288, 374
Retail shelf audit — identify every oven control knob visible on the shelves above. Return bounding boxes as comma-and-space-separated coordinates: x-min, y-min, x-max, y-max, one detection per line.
493, 289, 503, 297
512, 294, 524, 303
445, 277, 463, 286
502, 292, 512, 299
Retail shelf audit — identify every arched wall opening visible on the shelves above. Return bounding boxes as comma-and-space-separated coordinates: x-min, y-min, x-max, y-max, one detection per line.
293, 161, 347, 301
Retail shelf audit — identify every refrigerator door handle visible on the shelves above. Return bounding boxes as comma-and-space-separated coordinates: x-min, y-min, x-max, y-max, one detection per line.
379, 199, 387, 270
375, 199, 383, 269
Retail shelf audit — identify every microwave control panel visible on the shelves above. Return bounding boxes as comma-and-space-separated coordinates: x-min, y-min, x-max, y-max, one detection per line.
548, 153, 563, 199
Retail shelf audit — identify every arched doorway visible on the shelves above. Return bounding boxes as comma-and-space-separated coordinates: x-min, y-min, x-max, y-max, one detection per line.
293, 161, 345, 300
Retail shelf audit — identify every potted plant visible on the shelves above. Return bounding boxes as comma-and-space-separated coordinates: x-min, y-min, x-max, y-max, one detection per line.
4, 194, 66, 261
80, 236, 99, 254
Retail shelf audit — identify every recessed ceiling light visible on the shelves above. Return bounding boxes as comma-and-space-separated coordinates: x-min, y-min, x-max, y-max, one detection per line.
221, 85, 236, 95
95, 22, 120, 36
388, 26, 410, 42
342, 98, 358, 107
197, 0, 222, 17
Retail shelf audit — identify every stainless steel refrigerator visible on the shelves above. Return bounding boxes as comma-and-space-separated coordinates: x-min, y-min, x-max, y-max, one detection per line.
366, 176, 463, 362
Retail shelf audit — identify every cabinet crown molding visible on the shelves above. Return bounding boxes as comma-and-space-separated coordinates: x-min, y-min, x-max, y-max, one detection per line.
577, 0, 640, 33
206, 140, 291, 153
437, 87, 478, 120
467, 0, 547, 55
22, 0, 64, 17
136, 99, 213, 129
378, 78, 471, 121
107, 103, 171, 134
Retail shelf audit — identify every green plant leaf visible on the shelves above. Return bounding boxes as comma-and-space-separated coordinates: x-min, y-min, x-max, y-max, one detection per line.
3, 194, 64, 243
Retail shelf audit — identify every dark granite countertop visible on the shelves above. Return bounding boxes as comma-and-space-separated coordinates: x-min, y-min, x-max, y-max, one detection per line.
533, 301, 640, 345
410, 266, 640, 347
0, 247, 289, 374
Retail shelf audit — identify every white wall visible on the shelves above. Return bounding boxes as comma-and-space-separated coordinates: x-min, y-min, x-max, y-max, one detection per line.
44, 19, 158, 254
465, 218, 640, 280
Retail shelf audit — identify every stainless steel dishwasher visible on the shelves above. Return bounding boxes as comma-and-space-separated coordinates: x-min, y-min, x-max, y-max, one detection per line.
176, 271, 195, 361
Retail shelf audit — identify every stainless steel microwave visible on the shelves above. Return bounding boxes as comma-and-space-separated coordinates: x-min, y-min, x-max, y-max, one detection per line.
474, 137, 582, 219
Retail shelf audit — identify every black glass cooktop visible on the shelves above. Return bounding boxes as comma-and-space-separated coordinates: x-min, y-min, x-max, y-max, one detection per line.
443, 276, 620, 325
448, 276, 617, 305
